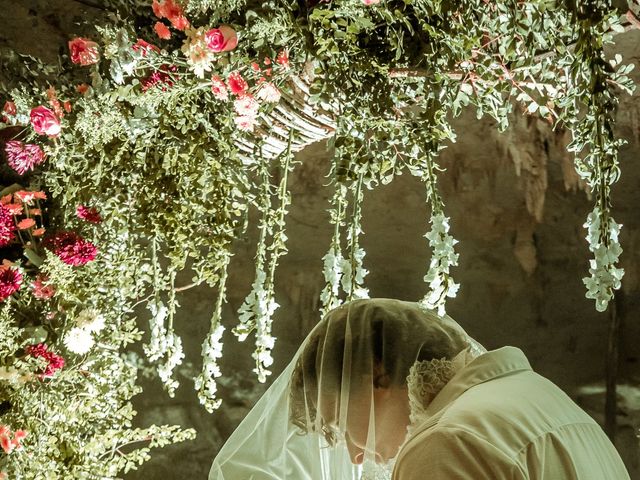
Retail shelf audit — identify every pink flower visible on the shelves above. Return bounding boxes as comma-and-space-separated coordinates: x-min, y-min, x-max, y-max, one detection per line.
32, 228, 45, 236
26, 343, 65, 378
16, 218, 35, 230
234, 94, 259, 117
234, 115, 257, 132
14, 190, 47, 204
276, 49, 289, 68
154, 22, 171, 40
205, 25, 238, 53
2, 101, 16, 123
132, 39, 160, 56
68, 37, 100, 66
227, 71, 248, 95
44, 231, 98, 266
0, 266, 22, 301
256, 82, 281, 103
30, 106, 61, 137
362, 0, 381, 4
32, 274, 55, 300
4, 140, 46, 175
0, 205, 16, 248
210, 75, 229, 101
76, 205, 102, 223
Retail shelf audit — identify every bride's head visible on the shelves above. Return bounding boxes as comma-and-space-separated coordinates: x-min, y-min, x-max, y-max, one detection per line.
289, 298, 469, 464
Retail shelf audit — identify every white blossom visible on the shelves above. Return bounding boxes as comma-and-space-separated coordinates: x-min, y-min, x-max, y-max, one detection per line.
236, 269, 279, 383
181, 27, 216, 78
195, 323, 225, 412
256, 82, 282, 103
582, 208, 624, 312
320, 246, 345, 316
64, 327, 95, 355
419, 213, 460, 316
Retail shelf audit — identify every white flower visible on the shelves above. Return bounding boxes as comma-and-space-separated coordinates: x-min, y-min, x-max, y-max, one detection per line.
256, 82, 281, 103
420, 213, 460, 315
234, 94, 260, 117
234, 115, 257, 132
181, 27, 215, 78
64, 327, 95, 354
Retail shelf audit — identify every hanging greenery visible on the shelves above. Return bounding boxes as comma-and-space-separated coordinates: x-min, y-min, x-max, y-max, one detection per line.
0, 0, 636, 476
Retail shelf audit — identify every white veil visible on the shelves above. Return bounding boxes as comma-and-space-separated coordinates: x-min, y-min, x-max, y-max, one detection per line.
209, 298, 483, 479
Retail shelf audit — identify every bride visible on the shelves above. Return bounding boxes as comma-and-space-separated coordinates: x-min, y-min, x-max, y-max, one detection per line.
209, 298, 629, 479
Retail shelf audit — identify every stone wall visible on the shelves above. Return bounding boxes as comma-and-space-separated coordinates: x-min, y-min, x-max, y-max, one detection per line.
1, 2, 639, 478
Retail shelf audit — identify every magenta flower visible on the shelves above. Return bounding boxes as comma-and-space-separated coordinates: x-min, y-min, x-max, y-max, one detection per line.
25, 343, 65, 378
0, 266, 22, 301
44, 231, 98, 266
76, 205, 102, 223
4, 141, 46, 175
0, 205, 16, 248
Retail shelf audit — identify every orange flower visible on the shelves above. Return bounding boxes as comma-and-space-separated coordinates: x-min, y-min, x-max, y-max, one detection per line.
14, 191, 47, 204
0, 195, 11, 205
32, 228, 46, 237
29, 208, 42, 216
154, 22, 171, 40
17, 218, 35, 230
76, 83, 90, 95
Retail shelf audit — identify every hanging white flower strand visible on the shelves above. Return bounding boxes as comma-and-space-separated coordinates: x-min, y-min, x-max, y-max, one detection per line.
235, 138, 294, 383
319, 184, 348, 318
342, 172, 369, 302
419, 163, 460, 316
559, 12, 634, 312
194, 256, 230, 412
143, 240, 184, 396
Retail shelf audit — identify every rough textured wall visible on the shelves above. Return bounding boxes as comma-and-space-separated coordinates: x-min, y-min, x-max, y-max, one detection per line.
1, 2, 639, 479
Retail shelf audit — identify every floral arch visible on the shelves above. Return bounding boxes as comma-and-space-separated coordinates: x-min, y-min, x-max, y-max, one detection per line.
0, 0, 638, 476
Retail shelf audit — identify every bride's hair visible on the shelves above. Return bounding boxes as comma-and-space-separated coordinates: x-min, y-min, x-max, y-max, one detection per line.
288, 298, 469, 442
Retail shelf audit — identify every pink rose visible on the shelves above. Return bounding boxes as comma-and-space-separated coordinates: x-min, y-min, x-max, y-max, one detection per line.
68, 38, 100, 66
30, 106, 61, 137
205, 25, 238, 53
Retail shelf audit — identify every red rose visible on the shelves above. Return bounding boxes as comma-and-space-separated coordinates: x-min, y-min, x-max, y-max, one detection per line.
68, 38, 100, 66
30, 106, 61, 137
205, 25, 238, 53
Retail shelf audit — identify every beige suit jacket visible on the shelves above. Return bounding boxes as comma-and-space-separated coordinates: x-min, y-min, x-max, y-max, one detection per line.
393, 347, 630, 480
